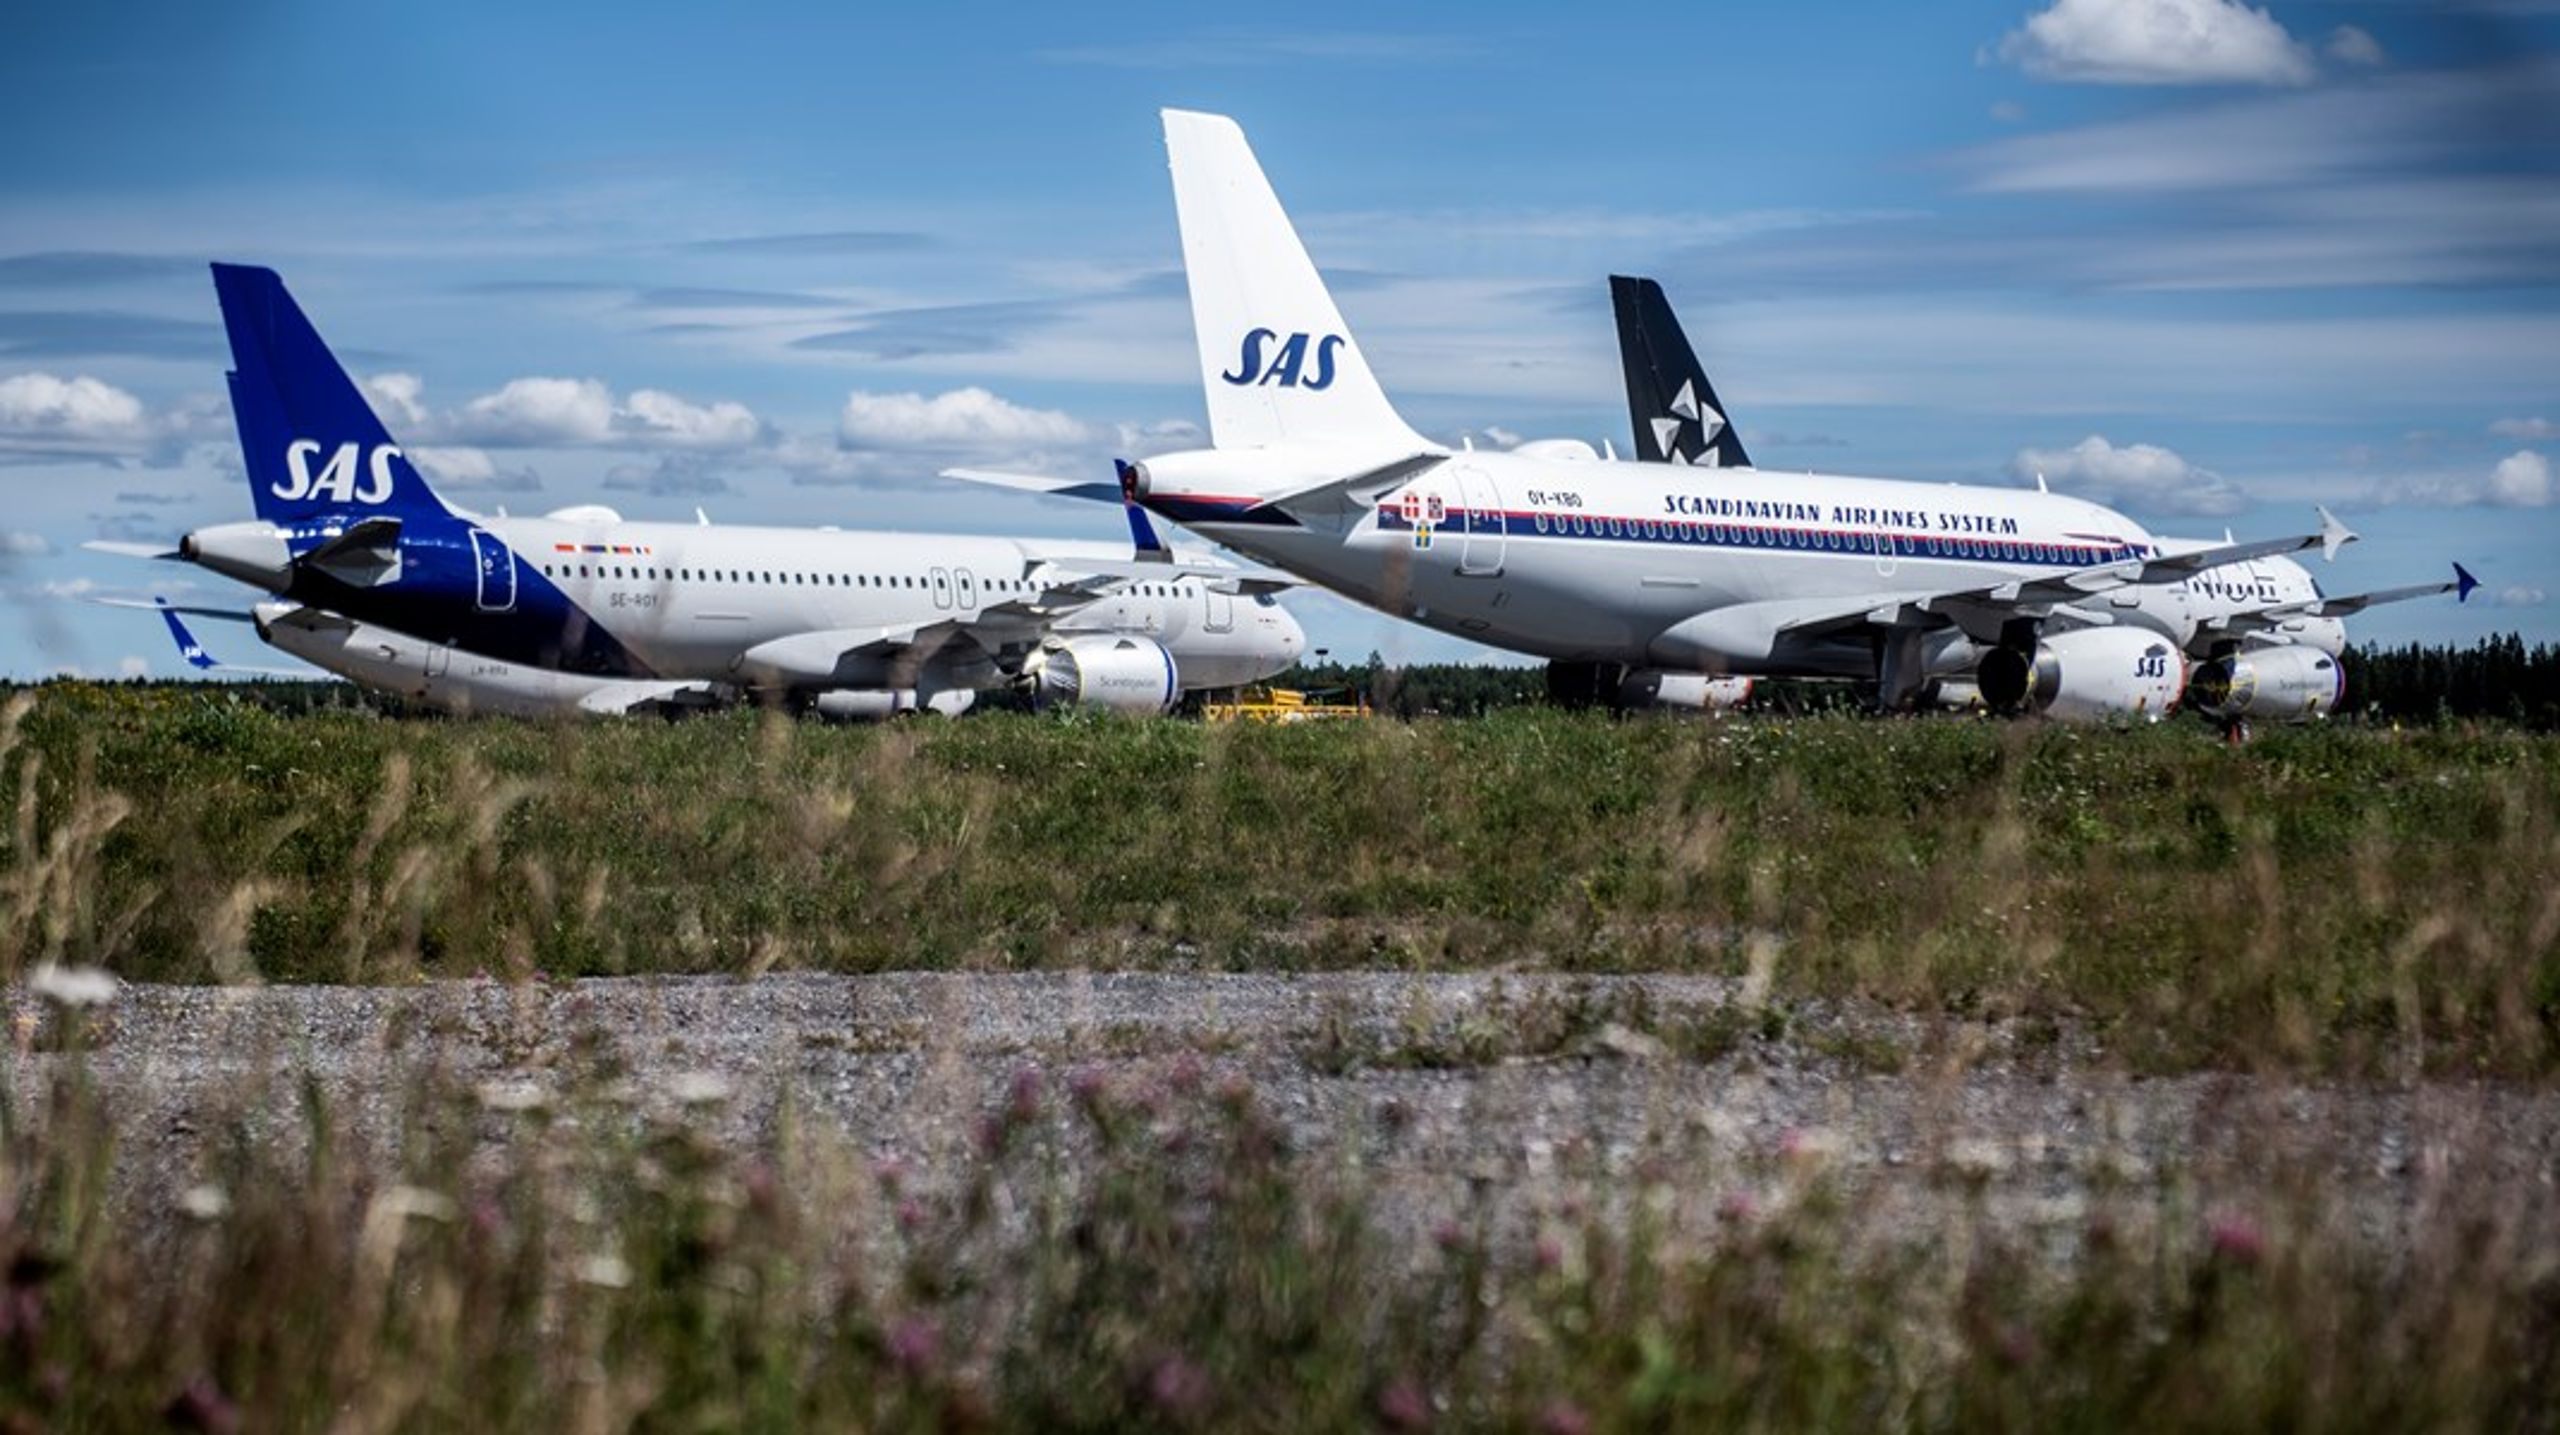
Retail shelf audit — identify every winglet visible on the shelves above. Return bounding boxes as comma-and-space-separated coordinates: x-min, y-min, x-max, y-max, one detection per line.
1126, 500, 1171, 563
156, 598, 217, 670
2316, 505, 2356, 561
2454, 562, 2480, 603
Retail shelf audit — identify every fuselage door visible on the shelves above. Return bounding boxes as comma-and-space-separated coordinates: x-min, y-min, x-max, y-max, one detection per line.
469, 529, 517, 612
955, 567, 978, 613
1456, 465, 1504, 577
1204, 586, 1235, 633
929, 566, 954, 610
1872, 526, 1897, 579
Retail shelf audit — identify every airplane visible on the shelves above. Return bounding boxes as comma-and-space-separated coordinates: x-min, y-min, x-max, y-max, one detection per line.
1607, 275, 2478, 723
949, 110, 2366, 724
145, 598, 327, 680
91, 264, 1305, 720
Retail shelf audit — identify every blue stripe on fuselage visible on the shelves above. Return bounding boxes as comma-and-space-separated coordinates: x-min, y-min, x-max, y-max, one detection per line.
279, 515, 654, 677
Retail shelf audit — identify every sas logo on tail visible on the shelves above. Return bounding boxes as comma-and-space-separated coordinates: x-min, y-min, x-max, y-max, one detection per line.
274, 440, 402, 505
1220, 329, 1345, 390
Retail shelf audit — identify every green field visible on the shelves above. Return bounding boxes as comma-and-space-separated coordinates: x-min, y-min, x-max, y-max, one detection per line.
5, 683, 2554, 1076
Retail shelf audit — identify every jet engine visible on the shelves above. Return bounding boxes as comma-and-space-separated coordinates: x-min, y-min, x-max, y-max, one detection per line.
1030, 634, 1181, 715
808, 689, 977, 721
1617, 669, 1754, 711
2185, 644, 2343, 722
1975, 627, 2183, 722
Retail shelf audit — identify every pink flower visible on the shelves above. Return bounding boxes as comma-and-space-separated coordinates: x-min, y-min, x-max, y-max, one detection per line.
2209, 1212, 2266, 1265
1534, 1234, 1564, 1273
1146, 1354, 1213, 1418
1377, 1377, 1432, 1431
1717, 1190, 1760, 1224
1431, 1218, 1468, 1252
887, 1316, 940, 1376
1008, 1065, 1044, 1122
1539, 1399, 1592, 1435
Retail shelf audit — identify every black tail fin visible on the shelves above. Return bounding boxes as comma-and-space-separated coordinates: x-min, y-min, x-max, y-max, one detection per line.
1610, 276, 1751, 470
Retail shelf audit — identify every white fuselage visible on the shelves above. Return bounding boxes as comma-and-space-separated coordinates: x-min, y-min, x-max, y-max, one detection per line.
1140, 446, 2167, 676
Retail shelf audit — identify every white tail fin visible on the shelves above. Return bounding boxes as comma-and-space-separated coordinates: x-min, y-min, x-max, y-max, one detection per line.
1162, 109, 1426, 452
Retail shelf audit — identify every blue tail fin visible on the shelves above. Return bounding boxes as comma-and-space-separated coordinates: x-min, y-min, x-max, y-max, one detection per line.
211, 263, 448, 526
158, 600, 216, 670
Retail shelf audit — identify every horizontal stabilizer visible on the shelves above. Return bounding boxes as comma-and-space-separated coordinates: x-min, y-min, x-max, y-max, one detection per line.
82, 539, 184, 561
941, 467, 1126, 504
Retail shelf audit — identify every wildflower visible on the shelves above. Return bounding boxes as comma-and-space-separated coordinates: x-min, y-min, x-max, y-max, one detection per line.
2209, 1211, 2266, 1266
888, 1315, 940, 1376
1377, 1377, 1432, 1431
896, 1197, 927, 1234
1007, 1065, 1043, 1122
1431, 1217, 1468, 1252
578, 1254, 632, 1289
475, 1079, 548, 1113
1539, 1399, 1593, 1435
1717, 1189, 1761, 1224
1534, 1235, 1563, 1273
1146, 1354, 1213, 1419
28, 962, 117, 1010
668, 1071, 734, 1106
1067, 1064, 1109, 1111
381, 1186, 456, 1222
177, 1184, 230, 1221
162, 1374, 240, 1435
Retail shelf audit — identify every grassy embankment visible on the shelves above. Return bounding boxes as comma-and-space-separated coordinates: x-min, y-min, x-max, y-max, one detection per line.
3, 683, 2556, 1075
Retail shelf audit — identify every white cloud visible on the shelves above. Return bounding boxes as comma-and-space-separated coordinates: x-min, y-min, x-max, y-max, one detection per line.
2010, 435, 2247, 516
0, 373, 151, 445
2494, 584, 2547, 608
362, 373, 768, 454
407, 445, 541, 493
2489, 450, 2551, 508
457, 377, 616, 447
1990, 99, 2028, 124
2325, 26, 2384, 68
0, 530, 52, 557
836, 386, 1090, 452
1994, 0, 2316, 87
117, 655, 147, 679
2491, 417, 2555, 440
619, 389, 763, 449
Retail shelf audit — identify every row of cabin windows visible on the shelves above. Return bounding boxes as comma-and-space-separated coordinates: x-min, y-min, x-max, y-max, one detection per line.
1526, 511, 2137, 567
536, 562, 1196, 600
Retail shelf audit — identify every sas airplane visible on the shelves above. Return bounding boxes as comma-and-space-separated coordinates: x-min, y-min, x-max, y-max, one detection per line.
1609, 275, 2476, 723
95, 265, 1303, 719
951, 110, 2364, 723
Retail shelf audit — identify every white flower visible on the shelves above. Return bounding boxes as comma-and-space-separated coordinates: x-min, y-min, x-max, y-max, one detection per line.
579, 1254, 632, 1289
475, 1079, 549, 1113
178, 1183, 230, 1220
668, 1071, 734, 1106
381, 1185, 456, 1222
29, 962, 118, 1010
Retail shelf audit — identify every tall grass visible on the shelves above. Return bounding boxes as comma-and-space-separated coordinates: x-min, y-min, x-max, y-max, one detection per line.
0, 1007, 2550, 1431
2, 684, 2555, 1074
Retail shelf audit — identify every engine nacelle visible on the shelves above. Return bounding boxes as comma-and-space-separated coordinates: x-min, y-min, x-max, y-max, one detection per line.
1976, 628, 2183, 722
2186, 644, 2343, 721
1617, 669, 1754, 711
1032, 635, 1180, 715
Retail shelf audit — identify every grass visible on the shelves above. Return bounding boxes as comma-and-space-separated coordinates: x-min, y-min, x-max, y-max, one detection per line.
0, 1008, 2551, 1432
2, 683, 2557, 1075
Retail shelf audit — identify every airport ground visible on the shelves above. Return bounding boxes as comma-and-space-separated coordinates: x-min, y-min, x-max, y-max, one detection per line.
1, 683, 2555, 1427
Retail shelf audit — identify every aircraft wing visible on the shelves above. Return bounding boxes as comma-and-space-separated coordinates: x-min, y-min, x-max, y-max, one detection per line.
575, 681, 727, 716
1779, 509, 2359, 641
2193, 562, 2476, 642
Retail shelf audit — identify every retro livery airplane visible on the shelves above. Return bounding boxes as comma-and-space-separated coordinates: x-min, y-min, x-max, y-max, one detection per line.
95, 265, 1303, 718
1608, 275, 2477, 722
951, 110, 2366, 722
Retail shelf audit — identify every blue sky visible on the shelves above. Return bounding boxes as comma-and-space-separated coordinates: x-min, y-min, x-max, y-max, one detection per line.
1, 0, 2554, 675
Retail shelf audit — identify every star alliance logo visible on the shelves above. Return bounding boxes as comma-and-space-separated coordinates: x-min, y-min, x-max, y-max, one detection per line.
1651, 379, 1727, 467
